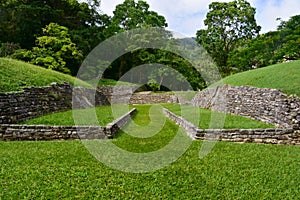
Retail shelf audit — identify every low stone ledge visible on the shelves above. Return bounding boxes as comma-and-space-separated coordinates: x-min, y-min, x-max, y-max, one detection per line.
195, 128, 298, 145
0, 108, 137, 141
162, 108, 198, 139
163, 108, 300, 145
105, 108, 137, 138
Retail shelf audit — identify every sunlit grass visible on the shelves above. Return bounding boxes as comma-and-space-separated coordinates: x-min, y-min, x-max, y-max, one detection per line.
1, 140, 300, 199
23, 106, 128, 126
0, 58, 90, 93
213, 60, 300, 97
1, 104, 298, 199
23, 104, 273, 129
163, 104, 274, 129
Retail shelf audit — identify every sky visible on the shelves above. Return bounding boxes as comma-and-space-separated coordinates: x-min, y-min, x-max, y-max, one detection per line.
96, 0, 300, 37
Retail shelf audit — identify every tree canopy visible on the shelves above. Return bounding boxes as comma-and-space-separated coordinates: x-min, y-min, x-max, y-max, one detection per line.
196, 0, 261, 75
228, 15, 300, 71
12, 23, 83, 75
1, 0, 299, 90
0, 0, 108, 55
110, 0, 167, 32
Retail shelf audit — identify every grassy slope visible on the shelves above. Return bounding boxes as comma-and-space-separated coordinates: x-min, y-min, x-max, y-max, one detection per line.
0, 58, 90, 93
215, 60, 300, 97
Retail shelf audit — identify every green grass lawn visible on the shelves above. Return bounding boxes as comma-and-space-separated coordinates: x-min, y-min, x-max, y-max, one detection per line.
23, 104, 273, 129
0, 58, 90, 93
1, 140, 300, 199
23, 105, 130, 126
163, 104, 274, 129
213, 60, 300, 97
1, 104, 299, 199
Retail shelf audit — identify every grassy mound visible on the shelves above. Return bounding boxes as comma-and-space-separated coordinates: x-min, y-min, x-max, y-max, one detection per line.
215, 60, 300, 97
0, 58, 90, 93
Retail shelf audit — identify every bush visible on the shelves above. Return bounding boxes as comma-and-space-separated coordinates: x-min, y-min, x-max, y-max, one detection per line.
12, 23, 83, 75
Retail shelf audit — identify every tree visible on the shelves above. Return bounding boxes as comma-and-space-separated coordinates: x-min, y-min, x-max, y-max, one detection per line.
110, 0, 167, 32
102, 34, 207, 91
228, 31, 283, 71
12, 23, 83, 75
0, 0, 107, 55
0, 42, 20, 57
196, 0, 261, 75
277, 15, 300, 60
103, 1, 206, 91
105, 0, 168, 79
228, 14, 300, 71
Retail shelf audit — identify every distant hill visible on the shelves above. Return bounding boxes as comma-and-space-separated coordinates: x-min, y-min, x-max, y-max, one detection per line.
213, 60, 300, 97
0, 58, 90, 93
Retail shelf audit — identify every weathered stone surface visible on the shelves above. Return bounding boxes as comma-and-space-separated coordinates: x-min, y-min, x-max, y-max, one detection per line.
163, 108, 300, 145
191, 85, 300, 128
98, 85, 182, 104
0, 108, 136, 141
99, 85, 136, 104
162, 108, 198, 140
0, 83, 109, 124
130, 93, 177, 104
105, 108, 137, 138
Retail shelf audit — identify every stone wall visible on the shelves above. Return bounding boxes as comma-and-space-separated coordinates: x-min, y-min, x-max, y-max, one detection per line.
163, 108, 196, 139
98, 85, 178, 104
196, 128, 300, 145
0, 108, 136, 141
0, 83, 109, 124
192, 85, 300, 129
129, 93, 177, 104
0, 125, 103, 141
163, 108, 300, 145
103, 108, 137, 138
98, 85, 136, 104
98, 86, 196, 105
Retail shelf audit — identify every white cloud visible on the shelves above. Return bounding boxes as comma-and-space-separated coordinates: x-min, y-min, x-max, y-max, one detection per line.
99, 0, 300, 36
254, 0, 300, 33
100, 0, 124, 15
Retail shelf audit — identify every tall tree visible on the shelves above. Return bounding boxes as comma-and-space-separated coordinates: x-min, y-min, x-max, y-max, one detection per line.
277, 15, 300, 60
110, 0, 167, 32
0, 0, 106, 51
228, 31, 283, 71
196, 0, 261, 75
105, 0, 168, 79
228, 14, 300, 71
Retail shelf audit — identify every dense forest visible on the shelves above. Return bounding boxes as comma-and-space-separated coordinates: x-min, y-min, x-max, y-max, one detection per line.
0, 0, 299, 90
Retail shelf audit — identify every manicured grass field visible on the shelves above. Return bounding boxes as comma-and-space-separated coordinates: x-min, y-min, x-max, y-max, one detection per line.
0, 58, 90, 93
23, 104, 273, 129
1, 140, 300, 199
1, 104, 299, 199
214, 60, 300, 97
163, 104, 274, 129
23, 105, 129, 126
